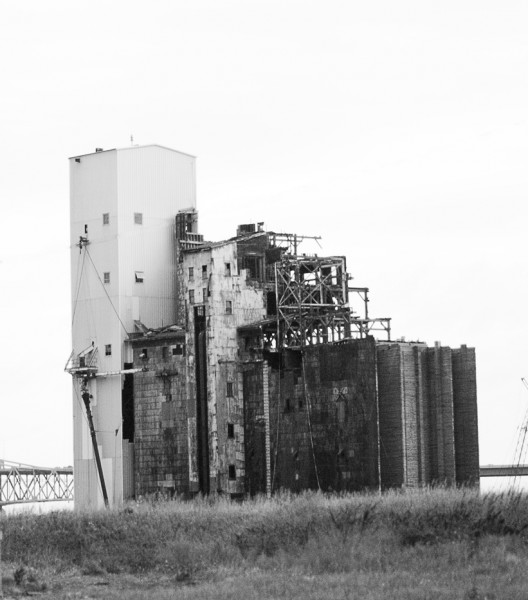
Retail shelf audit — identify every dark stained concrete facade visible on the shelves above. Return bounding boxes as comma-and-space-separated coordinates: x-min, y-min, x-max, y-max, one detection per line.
243, 339, 379, 494
122, 224, 479, 498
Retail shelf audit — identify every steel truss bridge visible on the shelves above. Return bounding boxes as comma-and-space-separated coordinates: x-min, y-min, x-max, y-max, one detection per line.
0, 460, 74, 507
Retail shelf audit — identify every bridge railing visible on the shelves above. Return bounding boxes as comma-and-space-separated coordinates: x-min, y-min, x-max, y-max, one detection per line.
0, 460, 74, 507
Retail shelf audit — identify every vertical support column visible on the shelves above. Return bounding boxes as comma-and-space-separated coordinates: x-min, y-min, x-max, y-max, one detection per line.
263, 361, 272, 498
0, 529, 3, 598
399, 348, 407, 486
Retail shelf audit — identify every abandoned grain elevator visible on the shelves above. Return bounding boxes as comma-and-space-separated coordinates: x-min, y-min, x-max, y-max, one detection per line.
68, 145, 479, 508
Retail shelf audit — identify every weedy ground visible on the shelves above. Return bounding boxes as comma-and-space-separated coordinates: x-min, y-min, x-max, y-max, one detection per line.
1, 488, 528, 599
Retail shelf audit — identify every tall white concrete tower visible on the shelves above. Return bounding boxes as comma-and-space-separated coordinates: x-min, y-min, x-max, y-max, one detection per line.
69, 145, 196, 508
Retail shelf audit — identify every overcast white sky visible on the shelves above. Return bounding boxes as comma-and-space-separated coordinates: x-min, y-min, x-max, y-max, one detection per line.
0, 1, 527, 470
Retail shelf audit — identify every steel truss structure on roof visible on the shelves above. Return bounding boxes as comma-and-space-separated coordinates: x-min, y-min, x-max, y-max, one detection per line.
0, 460, 74, 507
269, 255, 391, 349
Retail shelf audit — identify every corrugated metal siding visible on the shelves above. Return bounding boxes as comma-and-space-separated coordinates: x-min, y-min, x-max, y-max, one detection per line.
70, 145, 197, 508
74, 458, 102, 510
116, 146, 196, 331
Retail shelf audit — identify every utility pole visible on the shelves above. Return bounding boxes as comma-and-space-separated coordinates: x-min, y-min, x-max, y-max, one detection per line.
81, 379, 110, 508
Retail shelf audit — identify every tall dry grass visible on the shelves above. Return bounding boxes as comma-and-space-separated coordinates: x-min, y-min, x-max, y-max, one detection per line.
1, 487, 528, 582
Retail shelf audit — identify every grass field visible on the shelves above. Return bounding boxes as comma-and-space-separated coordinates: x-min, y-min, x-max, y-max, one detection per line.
1, 488, 528, 599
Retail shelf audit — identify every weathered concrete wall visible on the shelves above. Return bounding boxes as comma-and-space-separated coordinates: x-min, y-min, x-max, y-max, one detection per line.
244, 338, 379, 494
132, 336, 189, 497
377, 341, 477, 488
243, 362, 267, 496
377, 343, 429, 488
180, 240, 266, 495
426, 345, 456, 484
452, 346, 480, 485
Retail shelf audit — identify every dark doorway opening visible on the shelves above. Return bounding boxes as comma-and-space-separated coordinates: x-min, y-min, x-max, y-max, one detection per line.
122, 362, 134, 441
195, 306, 210, 494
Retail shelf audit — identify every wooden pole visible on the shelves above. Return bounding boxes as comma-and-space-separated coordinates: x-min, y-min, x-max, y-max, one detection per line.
81, 383, 110, 508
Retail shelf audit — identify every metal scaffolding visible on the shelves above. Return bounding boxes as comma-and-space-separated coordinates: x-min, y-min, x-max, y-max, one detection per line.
271, 255, 391, 349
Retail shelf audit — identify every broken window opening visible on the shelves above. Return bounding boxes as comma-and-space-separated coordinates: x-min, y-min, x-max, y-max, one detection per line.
225, 263, 231, 276
226, 381, 234, 397
105, 344, 112, 356
103, 213, 109, 225
172, 344, 184, 356
189, 289, 195, 304
122, 362, 134, 442
266, 291, 277, 316
228, 465, 236, 480
188, 267, 194, 279
202, 265, 207, 279
240, 254, 264, 281
135, 271, 144, 283
134, 212, 143, 225
226, 300, 233, 315
103, 272, 110, 284
227, 423, 235, 438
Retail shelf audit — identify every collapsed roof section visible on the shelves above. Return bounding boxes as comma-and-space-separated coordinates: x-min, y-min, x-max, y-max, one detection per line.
175, 212, 391, 349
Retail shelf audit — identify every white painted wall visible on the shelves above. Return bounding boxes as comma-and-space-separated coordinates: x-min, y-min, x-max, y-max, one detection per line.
70, 145, 196, 508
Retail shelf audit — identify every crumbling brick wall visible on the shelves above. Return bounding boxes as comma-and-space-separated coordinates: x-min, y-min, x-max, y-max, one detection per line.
132, 336, 189, 497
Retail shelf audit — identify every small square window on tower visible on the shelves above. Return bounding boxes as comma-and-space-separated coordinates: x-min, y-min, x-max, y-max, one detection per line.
103, 272, 110, 284
103, 213, 109, 225
105, 344, 112, 356
135, 271, 144, 283
226, 381, 234, 397
225, 300, 233, 314
134, 212, 143, 225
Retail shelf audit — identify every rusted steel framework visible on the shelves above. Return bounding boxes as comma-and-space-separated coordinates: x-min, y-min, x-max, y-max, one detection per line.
272, 256, 391, 348
0, 460, 74, 507
267, 232, 322, 256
